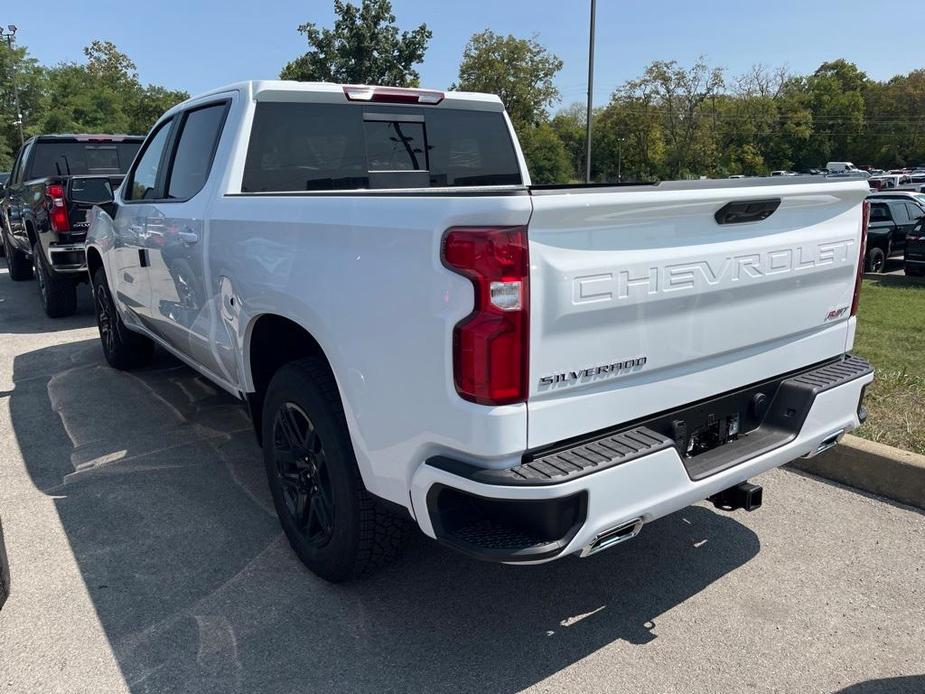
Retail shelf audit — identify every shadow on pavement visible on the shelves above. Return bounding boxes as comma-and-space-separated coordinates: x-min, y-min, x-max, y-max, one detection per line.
8, 339, 761, 693
838, 675, 925, 693
0, 267, 96, 334
863, 270, 925, 287
0, 516, 8, 611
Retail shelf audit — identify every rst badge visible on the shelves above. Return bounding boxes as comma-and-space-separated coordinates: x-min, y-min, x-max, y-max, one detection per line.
540, 357, 647, 387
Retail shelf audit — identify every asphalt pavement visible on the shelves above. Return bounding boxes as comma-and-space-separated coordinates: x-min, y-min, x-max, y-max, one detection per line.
0, 265, 923, 694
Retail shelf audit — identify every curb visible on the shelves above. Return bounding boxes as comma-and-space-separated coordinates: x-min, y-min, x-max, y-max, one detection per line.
790, 434, 925, 510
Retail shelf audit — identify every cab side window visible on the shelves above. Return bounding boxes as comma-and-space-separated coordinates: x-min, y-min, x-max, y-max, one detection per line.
8, 149, 23, 186
165, 102, 228, 201
10, 141, 33, 185
125, 120, 173, 201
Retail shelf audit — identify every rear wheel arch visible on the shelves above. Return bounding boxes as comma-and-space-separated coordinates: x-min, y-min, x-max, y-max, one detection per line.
86, 246, 104, 282
24, 220, 37, 250
245, 314, 338, 446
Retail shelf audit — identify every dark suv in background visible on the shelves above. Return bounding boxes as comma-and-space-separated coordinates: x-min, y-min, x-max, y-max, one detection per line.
905, 220, 925, 276
866, 193, 925, 272
1, 134, 143, 316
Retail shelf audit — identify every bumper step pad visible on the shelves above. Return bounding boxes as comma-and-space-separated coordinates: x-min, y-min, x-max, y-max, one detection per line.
516, 427, 672, 482
428, 355, 872, 487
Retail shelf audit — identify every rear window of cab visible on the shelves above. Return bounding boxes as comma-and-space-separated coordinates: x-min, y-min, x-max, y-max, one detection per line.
241, 102, 522, 192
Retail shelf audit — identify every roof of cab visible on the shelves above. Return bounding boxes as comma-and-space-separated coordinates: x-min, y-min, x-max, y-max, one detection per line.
167, 80, 504, 116
27, 134, 145, 143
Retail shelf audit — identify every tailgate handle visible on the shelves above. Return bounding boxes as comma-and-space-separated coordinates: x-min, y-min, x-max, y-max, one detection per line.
714, 198, 781, 225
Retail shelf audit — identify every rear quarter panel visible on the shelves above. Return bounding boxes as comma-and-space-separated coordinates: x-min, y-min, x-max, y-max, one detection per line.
208, 193, 533, 507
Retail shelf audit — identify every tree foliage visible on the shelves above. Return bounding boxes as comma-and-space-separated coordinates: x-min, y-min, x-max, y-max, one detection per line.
544, 56, 925, 184
454, 30, 567, 181
281, 0, 431, 87
0, 41, 45, 169
519, 123, 572, 184
6, 23, 925, 190
0, 39, 187, 170
453, 30, 563, 132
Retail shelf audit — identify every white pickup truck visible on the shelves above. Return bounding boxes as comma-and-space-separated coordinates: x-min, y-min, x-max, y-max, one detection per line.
86, 81, 874, 582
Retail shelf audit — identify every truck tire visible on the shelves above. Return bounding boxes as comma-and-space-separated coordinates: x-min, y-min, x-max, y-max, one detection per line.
262, 358, 407, 582
3, 233, 32, 281
91, 266, 155, 370
865, 246, 886, 273
33, 243, 77, 318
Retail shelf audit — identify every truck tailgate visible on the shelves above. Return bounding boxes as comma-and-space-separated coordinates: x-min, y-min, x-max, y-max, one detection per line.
526, 179, 869, 449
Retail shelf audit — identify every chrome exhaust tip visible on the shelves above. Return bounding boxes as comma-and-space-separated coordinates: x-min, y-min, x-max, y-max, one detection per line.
579, 518, 643, 558
804, 429, 845, 458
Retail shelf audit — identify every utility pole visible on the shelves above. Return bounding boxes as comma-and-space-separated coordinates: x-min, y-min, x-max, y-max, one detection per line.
618, 137, 625, 182
1, 25, 25, 146
584, 0, 596, 183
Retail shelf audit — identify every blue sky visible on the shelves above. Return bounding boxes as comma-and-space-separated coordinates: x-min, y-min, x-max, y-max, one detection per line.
9, 0, 925, 109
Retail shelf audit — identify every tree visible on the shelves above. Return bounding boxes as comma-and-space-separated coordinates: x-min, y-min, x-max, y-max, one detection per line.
520, 124, 572, 184
42, 63, 132, 134
619, 59, 724, 178
0, 40, 45, 169
861, 70, 925, 167
550, 104, 587, 181
84, 40, 138, 83
41, 41, 188, 137
453, 31, 563, 132
281, 0, 431, 87
795, 60, 867, 167
127, 84, 189, 135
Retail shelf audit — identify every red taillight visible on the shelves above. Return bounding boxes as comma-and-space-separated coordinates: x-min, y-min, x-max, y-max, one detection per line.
342, 85, 444, 105
442, 226, 529, 406
851, 199, 869, 317
46, 183, 69, 233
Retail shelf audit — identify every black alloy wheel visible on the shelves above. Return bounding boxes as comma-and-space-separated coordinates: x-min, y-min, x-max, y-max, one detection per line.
95, 276, 115, 355
35, 248, 48, 303
271, 402, 335, 548
261, 357, 408, 582
91, 266, 155, 370
866, 247, 886, 273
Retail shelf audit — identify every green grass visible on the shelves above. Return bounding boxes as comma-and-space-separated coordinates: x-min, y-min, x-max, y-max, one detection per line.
852, 276, 925, 455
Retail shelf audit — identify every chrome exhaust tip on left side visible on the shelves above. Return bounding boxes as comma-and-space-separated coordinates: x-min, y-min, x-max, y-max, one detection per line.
579, 518, 643, 558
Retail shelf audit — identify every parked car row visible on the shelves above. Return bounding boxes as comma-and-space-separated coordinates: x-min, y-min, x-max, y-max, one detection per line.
0, 82, 877, 582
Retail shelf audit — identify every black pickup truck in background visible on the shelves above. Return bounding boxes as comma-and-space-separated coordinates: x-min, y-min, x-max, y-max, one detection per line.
1, 134, 143, 316
865, 196, 925, 272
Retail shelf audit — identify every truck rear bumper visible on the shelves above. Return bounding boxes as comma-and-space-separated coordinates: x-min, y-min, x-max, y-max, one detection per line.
47, 243, 87, 273
410, 356, 873, 564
